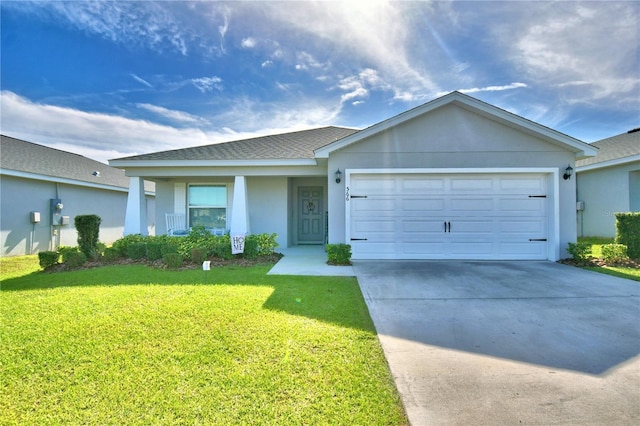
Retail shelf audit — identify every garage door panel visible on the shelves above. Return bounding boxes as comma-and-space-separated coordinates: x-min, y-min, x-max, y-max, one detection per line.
450, 177, 494, 192
402, 219, 446, 234
402, 178, 446, 192
349, 173, 549, 260
449, 198, 494, 214
402, 198, 446, 212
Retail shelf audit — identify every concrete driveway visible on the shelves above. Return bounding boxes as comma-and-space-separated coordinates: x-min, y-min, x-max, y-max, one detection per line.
353, 261, 640, 425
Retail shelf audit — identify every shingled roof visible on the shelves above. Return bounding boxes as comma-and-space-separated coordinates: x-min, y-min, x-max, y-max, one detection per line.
112, 126, 359, 162
1, 134, 152, 191
577, 129, 640, 168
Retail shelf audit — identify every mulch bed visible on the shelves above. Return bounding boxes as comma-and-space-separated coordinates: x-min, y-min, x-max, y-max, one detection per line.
558, 257, 640, 269
46, 253, 284, 273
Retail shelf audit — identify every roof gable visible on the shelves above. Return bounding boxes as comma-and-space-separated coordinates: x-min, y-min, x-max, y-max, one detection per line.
315, 92, 597, 159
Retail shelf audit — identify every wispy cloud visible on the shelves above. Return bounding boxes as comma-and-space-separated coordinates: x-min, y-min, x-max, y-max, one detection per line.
136, 103, 209, 125
191, 77, 223, 93
130, 74, 153, 88
435, 82, 528, 98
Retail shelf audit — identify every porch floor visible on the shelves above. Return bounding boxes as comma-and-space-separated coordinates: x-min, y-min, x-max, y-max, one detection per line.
268, 245, 355, 276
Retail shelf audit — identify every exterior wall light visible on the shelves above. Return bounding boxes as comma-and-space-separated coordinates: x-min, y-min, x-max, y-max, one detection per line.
335, 168, 342, 184
563, 165, 574, 180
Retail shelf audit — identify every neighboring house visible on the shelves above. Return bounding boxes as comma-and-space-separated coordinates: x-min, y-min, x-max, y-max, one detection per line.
0, 135, 155, 256
576, 129, 640, 238
110, 92, 597, 261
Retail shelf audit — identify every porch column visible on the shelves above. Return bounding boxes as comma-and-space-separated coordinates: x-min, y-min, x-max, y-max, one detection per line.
124, 177, 148, 236
230, 176, 250, 235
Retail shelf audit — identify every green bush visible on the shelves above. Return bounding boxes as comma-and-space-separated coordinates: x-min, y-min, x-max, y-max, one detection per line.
102, 247, 121, 263
75, 214, 101, 259
213, 235, 233, 260
146, 242, 164, 261
64, 251, 87, 268
38, 251, 59, 269
255, 233, 279, 255
242, 236, 259, 260
127, 243, 147, 260
601, 244, 629, 263
111, 234, 147, 257
326, 244, 352, 265
58, 246, 81, 263
190, 247, 208, 264
567, 242, 592, 263
161, 243, 179, 256
615, 212, 640, 259
163, 253, 183, 269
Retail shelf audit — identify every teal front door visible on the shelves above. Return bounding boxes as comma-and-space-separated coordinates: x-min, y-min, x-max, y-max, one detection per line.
298, 187, 324, 244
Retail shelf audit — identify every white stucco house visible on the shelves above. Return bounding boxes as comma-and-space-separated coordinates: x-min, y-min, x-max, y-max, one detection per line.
1, 135, 155, 256
109, 92, 597, 261
576, 129, 640, 238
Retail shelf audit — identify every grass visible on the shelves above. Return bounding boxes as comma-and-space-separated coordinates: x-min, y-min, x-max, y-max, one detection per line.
0, 256, 408, 425
577, 237, 640, 282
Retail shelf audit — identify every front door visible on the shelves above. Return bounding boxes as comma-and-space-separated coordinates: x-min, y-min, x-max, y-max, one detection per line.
298, 186, 324, 244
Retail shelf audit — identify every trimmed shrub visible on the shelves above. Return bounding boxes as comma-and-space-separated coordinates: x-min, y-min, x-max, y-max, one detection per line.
75, 214, 101, 259
38, 251, 59, 269
242, 236, 259, 260
615, 212, 640, 259
65, 251, 87, 268
161, 243, 179, 256
146, 242, 164, 261
58, 246, 81, 263
190, 247, 208, 264
111, 234, 147, 257
214, 236, 233, 260
102, 247, 121, 263
127, 243, 147, 260
567, 242, 591, 263
255, 233, 279, 255
326, 244, 352, 265
163, 253, 183, 269
601, 244, 629, 263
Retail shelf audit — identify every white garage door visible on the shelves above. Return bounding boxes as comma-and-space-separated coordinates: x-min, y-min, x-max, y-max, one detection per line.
348, 173, 549, 260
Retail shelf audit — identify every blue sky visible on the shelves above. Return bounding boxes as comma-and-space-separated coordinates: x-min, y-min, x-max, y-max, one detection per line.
1, 1, 638, 164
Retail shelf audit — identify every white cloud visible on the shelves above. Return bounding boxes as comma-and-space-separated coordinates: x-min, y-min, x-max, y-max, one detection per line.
0, 91, 344, 164
434, 82, 528, 98
136, 103, 209, 125
253, 2, 439, 101
241, 37, 256, 48
130, 74, 153, 88
509, 2, 639, 104
262, 60, 274, 68
191, 77, 223, 93
0, 91, 212, 163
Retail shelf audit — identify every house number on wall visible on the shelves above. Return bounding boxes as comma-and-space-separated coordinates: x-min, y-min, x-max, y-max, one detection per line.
345, 186, 350, 201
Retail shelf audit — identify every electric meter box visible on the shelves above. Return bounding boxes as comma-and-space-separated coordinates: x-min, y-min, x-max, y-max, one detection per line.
30, 211, 41, 223
50, 198, 63, 226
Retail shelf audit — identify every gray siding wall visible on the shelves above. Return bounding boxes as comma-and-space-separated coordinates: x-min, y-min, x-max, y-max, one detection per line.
1, 175, 154, 256
326, 104, 577, 258
577, 162, 640, 237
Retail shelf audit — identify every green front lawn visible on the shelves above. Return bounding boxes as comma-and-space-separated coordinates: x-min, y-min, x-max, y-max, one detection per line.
0, 257, 407, 425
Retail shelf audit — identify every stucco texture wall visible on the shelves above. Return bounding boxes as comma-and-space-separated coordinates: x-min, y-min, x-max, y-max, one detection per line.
326, 104, 577, 258
577, 163, 640, 238
1, 175, 150, 256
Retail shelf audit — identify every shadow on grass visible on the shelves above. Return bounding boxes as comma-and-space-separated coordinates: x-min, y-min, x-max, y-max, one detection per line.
1, 264, 372, 332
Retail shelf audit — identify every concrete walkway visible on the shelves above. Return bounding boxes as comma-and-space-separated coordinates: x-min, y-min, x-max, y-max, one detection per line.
268, 245, 355, 276
355, 260, 640, 426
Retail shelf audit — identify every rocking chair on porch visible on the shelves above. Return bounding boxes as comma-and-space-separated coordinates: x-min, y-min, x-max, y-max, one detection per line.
165, 213, 189, 236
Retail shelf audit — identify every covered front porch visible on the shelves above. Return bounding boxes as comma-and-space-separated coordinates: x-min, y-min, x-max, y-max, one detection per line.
122, 175, 329, 249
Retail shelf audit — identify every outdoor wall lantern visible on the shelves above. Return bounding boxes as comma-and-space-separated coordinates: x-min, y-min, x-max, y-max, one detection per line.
563, 164, 574, 180
335, 168, 342, 184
